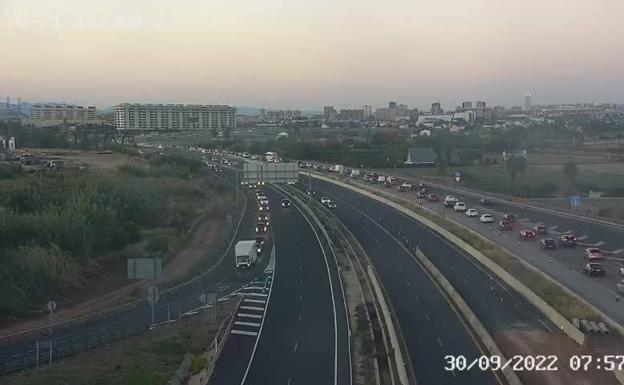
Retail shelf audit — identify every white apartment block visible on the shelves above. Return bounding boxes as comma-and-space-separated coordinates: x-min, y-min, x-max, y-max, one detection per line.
113, 103, 236, 131
27, 104, 98, 127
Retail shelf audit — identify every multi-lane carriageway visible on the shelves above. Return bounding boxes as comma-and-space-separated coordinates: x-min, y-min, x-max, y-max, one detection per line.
299, 177, 619, 385
210, 186, 350, 385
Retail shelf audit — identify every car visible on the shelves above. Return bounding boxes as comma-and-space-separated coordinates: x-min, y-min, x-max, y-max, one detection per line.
559, 234, 577, 247
503, 213, 516, 222
384, 180, 392, 188
259, 203, 269, 212
416, 190, 427, 199
480, 198, 493, 206
258, 213, 269, 224
519, 229, 537, 240
287, 180, 296, 185
498, 221, 513, 231
453, 202, 467, 212
259, 198, 269, 206
326, 201, 337, 209
584, 247, 603, 261
255, 236, 265, 246
427, 193, 440, 202
479, 214, 494, 223
320, 196, 330, 204
410, 183, 419, 191
465, 208, 479, 217
255, 223, 268, 233
281, 199, 291, 208
583, 263, 606, 277
248, 183, 257, 189
534, 225, 548, 235
398, 182, 412, 192
306, 189, 316, 196
443, 195, 457, 207
540, 238, 557, 249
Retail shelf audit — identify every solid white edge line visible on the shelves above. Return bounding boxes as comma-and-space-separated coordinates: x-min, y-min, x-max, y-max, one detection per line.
239, 244, 276, 385
273, 184, 340, 385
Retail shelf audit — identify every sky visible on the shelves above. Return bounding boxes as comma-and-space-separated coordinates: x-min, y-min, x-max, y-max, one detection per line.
1, 0, 623, 110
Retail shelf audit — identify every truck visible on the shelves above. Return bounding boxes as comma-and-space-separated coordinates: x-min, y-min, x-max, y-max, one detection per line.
350, 169, 360, 178
333, 164, 345, 174
235, 240, 258, 268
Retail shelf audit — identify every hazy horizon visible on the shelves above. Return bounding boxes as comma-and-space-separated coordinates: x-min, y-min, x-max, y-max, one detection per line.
2, 0, 623, 110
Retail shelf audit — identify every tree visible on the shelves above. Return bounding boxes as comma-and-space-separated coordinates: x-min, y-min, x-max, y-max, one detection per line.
505, 157, 527, 195
563, 160, 579, 193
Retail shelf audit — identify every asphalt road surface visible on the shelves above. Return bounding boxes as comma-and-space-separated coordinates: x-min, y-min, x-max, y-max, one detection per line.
331, 173, 624, 326
296, 181, 510, 385
211, 186, 350, 385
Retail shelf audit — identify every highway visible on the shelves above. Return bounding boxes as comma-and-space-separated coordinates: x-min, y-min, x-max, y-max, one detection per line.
326, 172, 624, 326
303, 177, 619, 385
0, 168, 263, 374
210, 185, 350, 385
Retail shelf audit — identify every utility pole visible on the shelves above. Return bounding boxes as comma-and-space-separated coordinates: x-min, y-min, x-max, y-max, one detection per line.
308, 170, 312, 205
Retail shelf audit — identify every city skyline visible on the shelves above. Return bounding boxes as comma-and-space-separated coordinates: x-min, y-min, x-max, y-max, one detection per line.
1, 0, 623, 109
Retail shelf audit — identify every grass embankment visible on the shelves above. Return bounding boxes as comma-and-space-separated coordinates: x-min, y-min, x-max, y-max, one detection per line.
0, 153, 235, 322
0, 298, 237, 385
334, 175, 600, 321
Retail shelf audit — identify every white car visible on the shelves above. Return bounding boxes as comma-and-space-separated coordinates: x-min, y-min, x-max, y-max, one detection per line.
320, 197, 331, 204
479, 214, 494, 223
260, 198, 269, 206
465, 208, 479, 217
453, 202, 467, 212
286, 180, 296, 185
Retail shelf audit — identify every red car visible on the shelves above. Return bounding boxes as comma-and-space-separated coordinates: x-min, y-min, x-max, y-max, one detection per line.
498, 221, 513, 231
427, 193, 439, 202
585, 247, 603, 261
559, 234, 577, 247
519, 229, 537, 240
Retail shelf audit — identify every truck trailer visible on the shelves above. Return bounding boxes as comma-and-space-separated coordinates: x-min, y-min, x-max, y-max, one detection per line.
235, 240, 258, 268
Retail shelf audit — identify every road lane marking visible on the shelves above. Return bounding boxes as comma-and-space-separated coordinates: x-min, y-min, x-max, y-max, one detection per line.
240, 305, 264, 311
294, 341, 298, 352
425, 313, 431, 322
237, 313, 263, 319
231, 330, 258, 336
244, 298, 267, 304
235, 321, 261, 327
437, 337, 443, 347
245, 292, 268, 297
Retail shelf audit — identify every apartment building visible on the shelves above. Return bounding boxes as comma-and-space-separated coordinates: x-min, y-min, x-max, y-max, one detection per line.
113, 103, 236, 131
27, 104, 98, 127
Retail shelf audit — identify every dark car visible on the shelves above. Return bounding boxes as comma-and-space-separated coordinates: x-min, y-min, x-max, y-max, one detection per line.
281, 199, 291, 208
519, 229, 537, 240
480, 198, 493, 206
427, 193, 440, 202
540, 238, 557, 250
559, 234, 577, 247
255, 236, 265, 246
498, 221, 513, 231
534, 224, 548, 235
503, 213, 516, 222
583, 263, 606, 277
416, 190, 427, 199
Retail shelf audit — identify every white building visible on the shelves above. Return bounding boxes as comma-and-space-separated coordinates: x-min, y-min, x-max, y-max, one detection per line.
113, 103, 236, 131
26, 104, 99, 127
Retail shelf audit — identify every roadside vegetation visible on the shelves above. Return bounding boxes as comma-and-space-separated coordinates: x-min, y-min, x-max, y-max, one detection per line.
0, 152, 224, 322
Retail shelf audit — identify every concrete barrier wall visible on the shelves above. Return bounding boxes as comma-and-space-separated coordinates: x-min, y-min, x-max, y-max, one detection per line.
313, 174, 588, 346
413, 249, 522, 385
367, 266, 410, 385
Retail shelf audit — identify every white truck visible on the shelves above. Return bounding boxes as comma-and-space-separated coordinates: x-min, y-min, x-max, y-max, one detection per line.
350, 169, 360, 178
333, 164, 345, 174
235, 240, 258, 268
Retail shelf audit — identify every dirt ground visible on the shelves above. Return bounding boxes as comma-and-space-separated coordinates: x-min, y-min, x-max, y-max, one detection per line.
495, 330, 619, 385
29, 148, 147, 171
531, 198, 624, 223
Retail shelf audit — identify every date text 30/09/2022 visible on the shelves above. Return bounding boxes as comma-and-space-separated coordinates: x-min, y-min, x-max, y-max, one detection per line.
444, 355, 624, 372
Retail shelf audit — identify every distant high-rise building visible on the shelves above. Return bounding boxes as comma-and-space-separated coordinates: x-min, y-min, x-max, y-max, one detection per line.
476, 101, 486, 108
323, 106, 337, 121
462, 101, 472, 109
388, 101, 397, 109
493, 106, 506, 120
375, 107, 396, 121
362, 105, 372, 117
525, 93, 531, 111
431, 102, 443, 115
113, 103, 235, 131
339, 109, 365, 121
